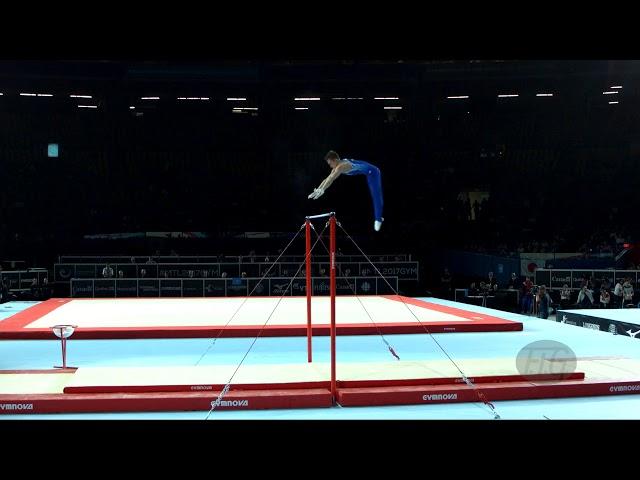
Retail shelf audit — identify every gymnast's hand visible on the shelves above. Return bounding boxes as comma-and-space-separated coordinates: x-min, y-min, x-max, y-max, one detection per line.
308, 188, 325, 200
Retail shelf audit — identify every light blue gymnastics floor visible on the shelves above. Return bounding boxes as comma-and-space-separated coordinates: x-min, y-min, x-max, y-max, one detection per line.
1, 298, 639, 419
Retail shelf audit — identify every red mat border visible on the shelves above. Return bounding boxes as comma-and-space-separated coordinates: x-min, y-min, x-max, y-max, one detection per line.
2, 378, 639, 414
0, 296, 522, 339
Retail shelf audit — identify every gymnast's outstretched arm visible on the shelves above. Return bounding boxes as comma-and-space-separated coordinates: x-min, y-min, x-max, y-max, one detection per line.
308, 163, 349, 199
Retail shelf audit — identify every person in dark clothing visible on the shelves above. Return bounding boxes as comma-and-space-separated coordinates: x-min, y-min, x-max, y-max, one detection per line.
440, 268, 453, 299
0, 279, 10, 304
536, 285, 552, 319
487, 271, 498, 291
521, 276, 534, 314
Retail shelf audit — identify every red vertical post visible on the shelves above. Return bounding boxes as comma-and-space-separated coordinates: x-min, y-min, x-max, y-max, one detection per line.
305, 218, 312, 363
329, 214, 337, 401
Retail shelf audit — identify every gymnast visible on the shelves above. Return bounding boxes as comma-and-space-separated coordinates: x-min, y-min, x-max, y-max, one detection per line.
308, 150, 384, 231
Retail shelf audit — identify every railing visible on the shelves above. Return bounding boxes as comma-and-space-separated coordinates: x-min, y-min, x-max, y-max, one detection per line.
534, 268, 638, 290
58, 254, 412, 263
56, 261, 419, 282
70, 276, 399, 298
0, 269, 50, 291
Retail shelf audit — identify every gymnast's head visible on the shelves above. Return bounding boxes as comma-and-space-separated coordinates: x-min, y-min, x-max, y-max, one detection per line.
324, 150, 340, 169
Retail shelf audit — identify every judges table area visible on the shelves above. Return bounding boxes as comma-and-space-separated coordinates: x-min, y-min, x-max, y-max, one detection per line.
455, 288, 520, 311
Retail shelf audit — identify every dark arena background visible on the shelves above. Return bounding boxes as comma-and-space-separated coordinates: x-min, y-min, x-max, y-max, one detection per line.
1, 58, 640, 421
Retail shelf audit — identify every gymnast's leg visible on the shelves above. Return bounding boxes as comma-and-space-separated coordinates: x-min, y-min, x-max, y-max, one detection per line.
366, 166, 384, 230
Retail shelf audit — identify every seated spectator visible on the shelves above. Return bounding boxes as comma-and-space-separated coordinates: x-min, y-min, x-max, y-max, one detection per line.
623, 279, 634, 308
599, 289, 611, 308
560, 284, 571, 308
613, 279, 624, 308
577, 285, 594, 308
102, 264, 114, 278
507, 273, 519, 290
